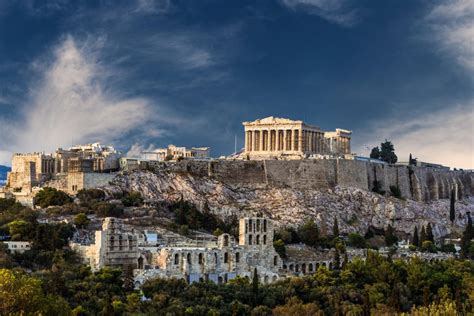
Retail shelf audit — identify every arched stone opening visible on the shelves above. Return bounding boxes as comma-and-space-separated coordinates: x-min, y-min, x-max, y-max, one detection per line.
174, 253, 179, 265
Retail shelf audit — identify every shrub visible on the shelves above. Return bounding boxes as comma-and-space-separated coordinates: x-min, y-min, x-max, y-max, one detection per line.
121, 191, 143, 207
372, 180, 385, 195
77, 189, 105, 208
273, 239, 286, 258
421, 240, 437, 253
93, 202, 124, 218
34, 188, 72, 208
440, 243, 456, 254
74, 213, 90, 229
389, 185, 402, 199
348, 233, 367, 248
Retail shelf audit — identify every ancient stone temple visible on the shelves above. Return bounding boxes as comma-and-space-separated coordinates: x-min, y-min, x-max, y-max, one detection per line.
242, 117, 351, 159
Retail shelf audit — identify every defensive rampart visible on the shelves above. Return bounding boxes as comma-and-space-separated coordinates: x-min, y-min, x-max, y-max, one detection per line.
146, 160, 473, 202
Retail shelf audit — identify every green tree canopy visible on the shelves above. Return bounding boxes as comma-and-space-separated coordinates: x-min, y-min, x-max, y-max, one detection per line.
34, 187, 72, 208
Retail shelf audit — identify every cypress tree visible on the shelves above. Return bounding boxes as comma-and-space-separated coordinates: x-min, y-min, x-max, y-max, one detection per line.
426, 223, 434, 242
384, 224, 398, 247
450, 188, 456, 222
343, 251, 349, 268
334, 248, 341, 269
252, 267, 259, 306
420, 225, 427, 244
460, 213, 473, 259
413, 226, 419, 247
333, 217, 339, 239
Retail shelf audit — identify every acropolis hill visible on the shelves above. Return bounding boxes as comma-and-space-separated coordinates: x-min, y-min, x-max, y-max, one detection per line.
1, 117, 473, 239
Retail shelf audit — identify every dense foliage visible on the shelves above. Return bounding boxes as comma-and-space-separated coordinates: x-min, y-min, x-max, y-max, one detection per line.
170, 199, 238, 237
2, 254, 472, 315
34, 187, 72, 208
370, 140, 398, 164
1, 198, 473, 315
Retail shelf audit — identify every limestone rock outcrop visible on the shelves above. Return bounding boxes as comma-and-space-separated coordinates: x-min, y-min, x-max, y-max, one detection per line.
102, 170, 474, 239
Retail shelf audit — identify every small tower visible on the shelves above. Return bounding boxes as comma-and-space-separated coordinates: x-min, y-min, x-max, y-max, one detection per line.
239, 217, 274, 248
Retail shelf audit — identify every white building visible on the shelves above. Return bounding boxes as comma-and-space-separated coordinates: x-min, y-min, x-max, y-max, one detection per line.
142, 145, 210, 161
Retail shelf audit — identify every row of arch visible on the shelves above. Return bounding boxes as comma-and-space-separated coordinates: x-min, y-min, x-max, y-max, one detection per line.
246, 219, 268, 233
283, 261, 334, 274
174, 251, 241, 266
247, 234, 268, 246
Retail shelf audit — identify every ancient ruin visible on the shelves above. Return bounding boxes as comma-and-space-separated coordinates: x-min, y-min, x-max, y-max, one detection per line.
72, 216, 286, 285
242, 116, 351, 159
142, 144, 210, 161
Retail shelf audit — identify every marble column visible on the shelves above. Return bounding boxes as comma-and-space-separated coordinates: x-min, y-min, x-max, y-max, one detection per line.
253, 131, 258, 151
259, 130, 264, 152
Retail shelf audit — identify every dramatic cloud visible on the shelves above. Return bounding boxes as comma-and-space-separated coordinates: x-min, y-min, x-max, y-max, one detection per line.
426, 0, 474, 72
355, 1, 474, 170
280, 0, 360, 27
0, 36, 156, 164
355, 104, 473, 170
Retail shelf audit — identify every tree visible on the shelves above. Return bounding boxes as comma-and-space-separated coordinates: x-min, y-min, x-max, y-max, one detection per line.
333, 248, 340, 269
450, 188, 456, 223
0, 269, 69, 315
389, 185, 402, 199
332, 217, 339, 239
93, 202, 124, 218
252, 268, 259, 307
34, 187, 72, 208
412, 226, 419, 247
273, 239, 286, 258
460, 213, 473, 259
421, 240, 436, 253
121, 191, 143, 207
426, 223, 434, 242
420, 225, 427, 244
370, 147, 381, 159
297, 219, 319, 247
348, 233, 366, 248
74, 213, 90, 229
380, 140, 398, 164
384, 224, 398, 247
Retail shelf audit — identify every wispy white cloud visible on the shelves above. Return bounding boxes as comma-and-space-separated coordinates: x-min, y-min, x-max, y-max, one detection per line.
131, 32, 214, 70
355, 103, 474, 170
134, 0, 172, 14
280, 0, 360, 27
0, 36, 157, 158
426, 0, 474, 73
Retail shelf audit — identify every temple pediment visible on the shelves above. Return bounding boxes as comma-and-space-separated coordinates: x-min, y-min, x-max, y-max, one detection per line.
243, 116, 303, 125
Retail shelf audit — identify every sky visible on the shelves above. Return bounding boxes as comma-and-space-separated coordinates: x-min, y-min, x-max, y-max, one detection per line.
0, 0, 473, 168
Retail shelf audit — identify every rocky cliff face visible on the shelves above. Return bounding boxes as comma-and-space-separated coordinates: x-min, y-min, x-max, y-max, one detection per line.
103, 170, 474, 239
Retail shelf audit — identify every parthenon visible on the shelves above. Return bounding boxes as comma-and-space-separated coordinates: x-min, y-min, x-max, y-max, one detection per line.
243, 117, 351, 159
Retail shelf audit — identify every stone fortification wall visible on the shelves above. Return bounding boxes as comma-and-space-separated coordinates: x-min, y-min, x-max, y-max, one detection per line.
145, 160, 473, 202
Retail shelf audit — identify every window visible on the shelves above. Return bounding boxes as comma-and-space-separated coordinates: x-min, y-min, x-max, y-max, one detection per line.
274, 256, 278, 266
256, 235, 260, 245
174, 253, 179, 265
263, 220, 267, 232
224, 252, 229, 263
187, 253, 192, 265
223, 235, 229, 247
236, 252, 240, 263
263, 235, 267, 245
256, 219, 260, 231
199, 253, 204, 265
248, 234, 253, 245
